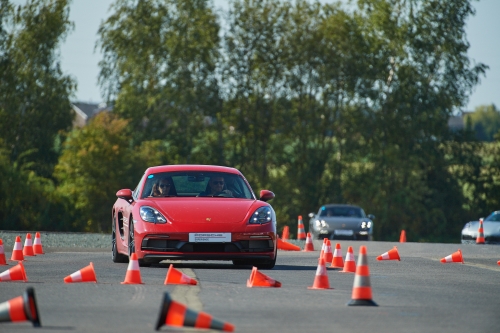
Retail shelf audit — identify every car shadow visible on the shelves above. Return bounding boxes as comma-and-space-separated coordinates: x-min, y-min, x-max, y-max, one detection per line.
149, 262, 317, 271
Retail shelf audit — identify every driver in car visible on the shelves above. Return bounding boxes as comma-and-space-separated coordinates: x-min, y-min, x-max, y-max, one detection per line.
198, 176, 233, 197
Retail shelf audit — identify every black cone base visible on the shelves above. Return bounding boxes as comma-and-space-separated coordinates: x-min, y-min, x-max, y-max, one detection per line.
347, 299, 378, 306
24, 287, 41, 327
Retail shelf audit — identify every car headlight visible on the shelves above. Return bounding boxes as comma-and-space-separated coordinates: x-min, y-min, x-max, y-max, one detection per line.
361, 221, 372, 229
315, 220, 328, 228
249, 206, 272, 224
140, 206, 167, 223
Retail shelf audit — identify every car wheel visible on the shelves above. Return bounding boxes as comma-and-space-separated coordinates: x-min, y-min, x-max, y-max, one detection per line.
112, 213, 128, 263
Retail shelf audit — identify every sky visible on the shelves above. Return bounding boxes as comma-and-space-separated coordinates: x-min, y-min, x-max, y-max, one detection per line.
13, 0, 500, 111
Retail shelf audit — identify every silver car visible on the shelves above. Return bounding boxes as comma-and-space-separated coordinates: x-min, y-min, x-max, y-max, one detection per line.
461, 211, 500, 244
308, 204, 375, 241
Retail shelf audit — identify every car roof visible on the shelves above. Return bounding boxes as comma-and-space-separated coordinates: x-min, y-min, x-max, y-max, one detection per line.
321, 204, 362, 209
145, 164, 242, 175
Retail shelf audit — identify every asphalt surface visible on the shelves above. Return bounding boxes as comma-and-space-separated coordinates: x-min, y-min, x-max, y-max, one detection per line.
0, 240, 499, 333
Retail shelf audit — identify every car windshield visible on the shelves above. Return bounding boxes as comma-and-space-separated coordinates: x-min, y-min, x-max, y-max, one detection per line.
485, 212, 500, 222
319, 206, 364, 218
140, 171, 254, 199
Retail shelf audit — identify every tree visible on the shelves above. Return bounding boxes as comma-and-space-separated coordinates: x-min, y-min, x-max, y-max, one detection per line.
97, 0, 221, 163
0, 0, 75, 178
54, 113, 135, 231
465, 104, 500, 141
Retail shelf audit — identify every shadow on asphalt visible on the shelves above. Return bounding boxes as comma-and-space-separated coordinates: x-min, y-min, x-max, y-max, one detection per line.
148, 262, 317, 271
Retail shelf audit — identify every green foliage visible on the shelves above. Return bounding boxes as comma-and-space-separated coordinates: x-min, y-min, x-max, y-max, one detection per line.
465, 104, 500, 141
2, 0, 496, 243
0, 0, 75, 178
54, 113, 136, 232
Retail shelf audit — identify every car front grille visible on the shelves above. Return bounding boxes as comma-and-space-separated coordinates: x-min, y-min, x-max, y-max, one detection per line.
141, 237, 273, 253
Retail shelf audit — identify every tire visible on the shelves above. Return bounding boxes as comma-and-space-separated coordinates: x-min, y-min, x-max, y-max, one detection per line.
112, 213, 128, 263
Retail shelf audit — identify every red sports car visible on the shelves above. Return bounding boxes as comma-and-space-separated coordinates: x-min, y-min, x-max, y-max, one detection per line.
112, 165, 277, 268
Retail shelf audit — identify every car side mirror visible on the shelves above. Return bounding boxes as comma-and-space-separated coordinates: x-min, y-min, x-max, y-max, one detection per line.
259, 190, 275, 202
368, 214, 375, 220
116, 189, 133, 201
308, 212, 315, 218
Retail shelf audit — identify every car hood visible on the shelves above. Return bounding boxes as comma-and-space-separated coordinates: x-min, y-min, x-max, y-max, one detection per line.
464, 221, 500, 234
321, 217, 367, 229
142, 198, 260, 224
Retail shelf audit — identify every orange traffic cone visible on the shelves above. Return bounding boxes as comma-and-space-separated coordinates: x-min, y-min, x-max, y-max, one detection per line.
277, 237, 301, 251
10, 236, 24, 262
303, 232, 315, 252
156, 292, 235, 331
297, 216, 306, 240
64, 262, 97, 283
319, 238, 327, 260
323, 240, 333, 263
340, 246, 356, 273
282, 226, 290, 240
0, 262, 28, 282
33, 232, 44, 255
440, 249, 464, 264
247, 266, 281, 288
0, 288, 41, 327
0, 239, 7, 265
347, 245, 377, 306
164, 264, 197, 285
22, 233, 35, 257
122, 253, 143, 284
399, 230, 406, 243
476, 218, 485, 244
308, 258, 333, 289
377, 246, 401, 261
330, 243, 344, 268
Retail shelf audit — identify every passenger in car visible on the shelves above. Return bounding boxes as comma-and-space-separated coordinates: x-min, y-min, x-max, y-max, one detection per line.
198, 176, 233, 197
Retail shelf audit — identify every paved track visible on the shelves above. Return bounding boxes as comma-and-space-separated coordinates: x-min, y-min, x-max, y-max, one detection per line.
1, 241, 499, 332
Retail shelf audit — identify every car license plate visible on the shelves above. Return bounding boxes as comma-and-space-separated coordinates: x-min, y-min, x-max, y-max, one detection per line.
334, 229, 353, 236
189, 233, 231, 243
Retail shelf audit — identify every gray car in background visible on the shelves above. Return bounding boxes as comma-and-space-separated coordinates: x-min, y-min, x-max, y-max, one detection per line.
308, 204, 375, 240
461, 211, 500, 244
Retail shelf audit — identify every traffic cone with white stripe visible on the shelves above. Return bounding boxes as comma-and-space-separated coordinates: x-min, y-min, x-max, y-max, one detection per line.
282, 226, 290, 240
64, 262, 97, 283
122, 253, 143, 284
164, 264, 197, 285
340, 246, 356, 273
323, 240, 333, 263
156, 292, 235, 331
440, 249, 464, 264
308, 258, 333, 289
10, 236, 24, 262
247, 266, 281, 288
476, 218, 485, 244
330, 243, 344, 268
347, 245, 377, 306
22, 233, 35, 257
376, 246, 400, 261
319, 238, 327, 260
297, 216, 306, 240
0, 239, 7, 265
303, 232, 315, 252
0, 288, 41, 327
33, 232, 44, 255
0, 262, 28, 282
